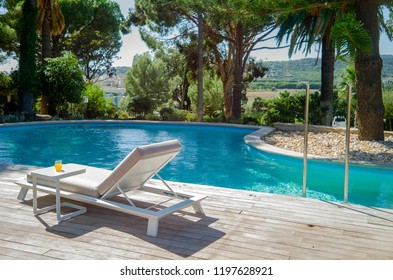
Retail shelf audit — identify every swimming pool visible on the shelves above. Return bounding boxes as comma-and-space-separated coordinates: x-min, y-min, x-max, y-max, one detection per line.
1, 121, 392, 208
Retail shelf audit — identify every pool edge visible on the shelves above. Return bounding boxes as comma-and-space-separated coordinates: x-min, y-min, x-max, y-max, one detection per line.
244, 127, 393, 170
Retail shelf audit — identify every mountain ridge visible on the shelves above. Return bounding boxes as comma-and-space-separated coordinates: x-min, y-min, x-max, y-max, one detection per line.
257, 55, 393, 89
110, 55, 393, 91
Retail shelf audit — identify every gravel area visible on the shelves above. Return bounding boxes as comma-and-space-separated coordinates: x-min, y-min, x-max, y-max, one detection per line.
264, 130, 393, 163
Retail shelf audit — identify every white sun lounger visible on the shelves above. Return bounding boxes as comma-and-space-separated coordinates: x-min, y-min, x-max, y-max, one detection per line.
15, 140, 206, 237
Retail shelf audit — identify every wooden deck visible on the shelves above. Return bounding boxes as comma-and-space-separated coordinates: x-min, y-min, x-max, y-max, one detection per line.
1, 163, 393, 260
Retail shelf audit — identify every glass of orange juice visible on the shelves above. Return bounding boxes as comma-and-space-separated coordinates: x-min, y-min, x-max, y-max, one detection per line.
55, 160, 63, 172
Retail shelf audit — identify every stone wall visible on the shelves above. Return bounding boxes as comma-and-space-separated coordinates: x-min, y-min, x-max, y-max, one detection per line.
273, 122, 393, 137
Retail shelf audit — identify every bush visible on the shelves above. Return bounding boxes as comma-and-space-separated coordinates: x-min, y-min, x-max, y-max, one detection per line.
252, 97, 266, 112
1, 115, 19, 123
83, 84, 115, 119
0, 112, 38, 123
189, 71, 223, 119
160, 108, 191, 121
242, 111, 264, 125
250, 90, 321, 126
106, 102, 117, 119
262, 91, 299, 125
384, 90, 393, 120
118, 111, 130, 120
203, 114, 224, 123
185, 112, 197, 122
70, 113, 84, 120
159, 107, 174, 120
145, 113, 161, 120
43, 52, 85, 115
383, 90, 393, 130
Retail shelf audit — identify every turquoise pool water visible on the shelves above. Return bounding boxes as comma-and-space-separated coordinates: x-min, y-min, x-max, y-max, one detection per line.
1, 122, 392, 208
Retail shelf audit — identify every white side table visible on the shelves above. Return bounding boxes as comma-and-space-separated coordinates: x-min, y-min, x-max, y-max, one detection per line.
31, 165, 87, 222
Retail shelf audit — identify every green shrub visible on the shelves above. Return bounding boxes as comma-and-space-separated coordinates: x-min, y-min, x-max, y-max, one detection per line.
250, 90, 321, 126
185, 112, 197, 122
43, 52, 85, 115
159, 107, 174, 120
166, 109, 188, 121
252, 97, 266, 112
189, 71, 223, 119
159, 107, 196, 122
384, 90, 393, 119
70, 113, 84, 120
83, 84, 115, 119
118, 111, 130, 120
242, 111, 264, 125
383, 90, 393, 130
2, 115, 19, 123
105, 102, 117, 119
145, 113, 161, 121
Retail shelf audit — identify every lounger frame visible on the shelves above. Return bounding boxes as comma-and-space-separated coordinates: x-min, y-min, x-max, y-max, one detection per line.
15, 140, 206, 237
16, 178, 205, 237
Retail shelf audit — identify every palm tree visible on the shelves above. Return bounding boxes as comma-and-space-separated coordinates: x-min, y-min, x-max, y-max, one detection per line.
332, 2, 390, 140
354, 0, 385, 140
276, 0, 392, 140
36, 0, 65, 115
276, 7, 337, 126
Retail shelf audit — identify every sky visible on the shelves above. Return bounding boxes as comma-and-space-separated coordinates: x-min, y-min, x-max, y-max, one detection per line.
1, 0, 393, 71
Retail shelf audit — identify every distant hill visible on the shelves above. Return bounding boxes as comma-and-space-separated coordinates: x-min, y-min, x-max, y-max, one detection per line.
109, 55, 393, 91
114, 66, 129, 78
252, 55, 393, 90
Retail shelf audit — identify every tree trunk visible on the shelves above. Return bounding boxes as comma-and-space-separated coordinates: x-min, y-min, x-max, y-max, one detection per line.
320, 17, 335, 126
18, 0, 38, 114
355, 0, 384, 141
214, 43, 235, 121
52, 35, 61, 57
197, 13, 204, 122
19, 90, 35, 113
223, 79, 233, 120
232, 23, 244, 120
182, 73, 191, 110
40, 19, 52, 115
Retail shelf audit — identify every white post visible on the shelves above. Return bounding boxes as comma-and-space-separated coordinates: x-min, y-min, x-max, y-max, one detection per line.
344, 85, 352, 203
303, 84, 310, 197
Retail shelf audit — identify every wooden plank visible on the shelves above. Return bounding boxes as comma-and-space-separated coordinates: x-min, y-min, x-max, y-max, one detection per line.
0, 246, 54, 260
1, 164, 393, 260
0, 239, 49, 256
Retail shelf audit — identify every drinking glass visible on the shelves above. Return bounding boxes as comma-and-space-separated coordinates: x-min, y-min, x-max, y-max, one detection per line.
55, 160, 63, 172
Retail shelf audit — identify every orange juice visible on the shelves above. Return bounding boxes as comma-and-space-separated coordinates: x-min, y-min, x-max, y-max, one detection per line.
55, 160, 62, 172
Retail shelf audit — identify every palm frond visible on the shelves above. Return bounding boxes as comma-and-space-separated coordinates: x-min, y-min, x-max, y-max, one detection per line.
36, 0, 64, 36
276, 8, 335, 58
331, 12, 372, 60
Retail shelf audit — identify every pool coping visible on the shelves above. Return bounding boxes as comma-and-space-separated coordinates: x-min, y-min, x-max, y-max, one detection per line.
0, 119, 261, 130
245, 125, 393, 170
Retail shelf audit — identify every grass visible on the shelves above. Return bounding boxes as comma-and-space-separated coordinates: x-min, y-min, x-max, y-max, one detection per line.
246, 89, 305, 105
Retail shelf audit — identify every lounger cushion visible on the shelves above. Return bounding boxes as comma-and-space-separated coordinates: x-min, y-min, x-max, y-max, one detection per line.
26, 140, 181, 198
96, 140, 182, 196
27, 164, 111, 197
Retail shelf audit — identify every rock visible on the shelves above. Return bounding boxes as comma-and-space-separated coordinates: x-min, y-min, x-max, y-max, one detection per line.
264, 130, 393, 163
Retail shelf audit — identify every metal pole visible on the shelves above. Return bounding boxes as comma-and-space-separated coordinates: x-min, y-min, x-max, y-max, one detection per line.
302, 84, 310, 197
344, 85, 352, 203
